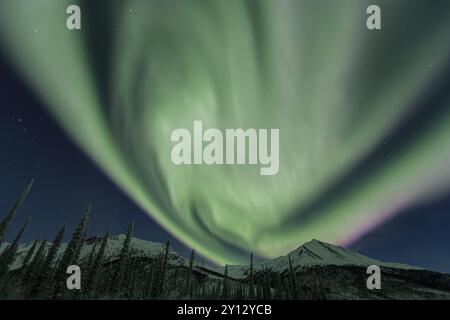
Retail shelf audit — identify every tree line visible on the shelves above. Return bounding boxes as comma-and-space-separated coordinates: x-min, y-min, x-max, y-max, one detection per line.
0, 182, 328, 300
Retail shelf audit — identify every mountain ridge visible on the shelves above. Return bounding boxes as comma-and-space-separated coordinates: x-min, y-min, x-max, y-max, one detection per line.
4, 234, 450, 299
0, 234, 424, 277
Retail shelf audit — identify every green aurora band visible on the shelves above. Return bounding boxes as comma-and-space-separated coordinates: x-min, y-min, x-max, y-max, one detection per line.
1, 0, 450, 264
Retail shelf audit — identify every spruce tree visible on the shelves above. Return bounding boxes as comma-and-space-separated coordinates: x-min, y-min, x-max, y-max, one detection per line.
151, 240, 170, 299
22, 239, 47, 290
0, 218, 30, 298
159, 240, 171, 298
221, 265, 229, 299
0, 217, 30, 277
60, 206, 90, 266
150, 255, 162, 298
288, 255, 298, 299
187, 249, 195, 299
31, 225, 66, 298
249, 252, 255, 299
0, 180, 33, 247
110, 222, 134, 296
144, 259, 156, 299
19, 239, 39, 279
52, 205, 90, 299
126, 256, 138, 299
73, 230, 87, 265
100, 261, 115, 298
85, 229, 110, 297
84, 238, 98, 272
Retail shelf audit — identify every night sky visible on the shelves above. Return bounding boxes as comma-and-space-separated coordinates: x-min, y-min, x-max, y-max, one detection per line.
0, 1, 450, 272
0, 53, 191, 258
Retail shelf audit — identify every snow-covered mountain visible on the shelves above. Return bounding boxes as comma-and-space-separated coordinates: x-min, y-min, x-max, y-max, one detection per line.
85, 234, 185, 264
266, 239, 420, 270
211, 239, 421, 279
0, 234, 186, 271
0, 236, 422, 276
2, 235, 447, 299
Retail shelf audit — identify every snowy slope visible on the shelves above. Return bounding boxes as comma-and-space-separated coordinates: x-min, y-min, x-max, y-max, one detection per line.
211, 239, 421, 279
2, 234, 187, 271
267, 239, 420, 270
82, 234, 184, 262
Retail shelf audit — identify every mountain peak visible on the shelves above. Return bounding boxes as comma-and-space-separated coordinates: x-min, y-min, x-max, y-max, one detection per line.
303, 238, 324, 246
260, 238, 422, 274
292, 238, 331, 255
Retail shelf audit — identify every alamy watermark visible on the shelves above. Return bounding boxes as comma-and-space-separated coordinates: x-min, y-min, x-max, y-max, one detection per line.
170, 121, 280, 176
366, 265, 382, 290
65, 4, 381, 31
66, 265, 81, 290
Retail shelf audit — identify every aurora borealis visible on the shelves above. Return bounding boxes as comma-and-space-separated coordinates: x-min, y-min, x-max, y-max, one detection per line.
1, 0, 450, 265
